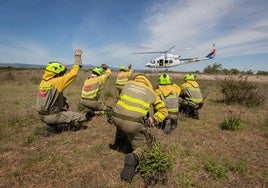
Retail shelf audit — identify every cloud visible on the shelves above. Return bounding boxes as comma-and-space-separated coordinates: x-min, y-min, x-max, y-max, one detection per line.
0, 40, 50, 64
139, 0, 268, 58
141, 0, 238, 47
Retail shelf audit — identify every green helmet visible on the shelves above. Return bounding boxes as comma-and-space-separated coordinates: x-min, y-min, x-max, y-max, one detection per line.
159, 74, 172, 85
92, 67, 103, 76
184, 73, 195, 81
119, 65, 127, 71
45, 62, 66, 74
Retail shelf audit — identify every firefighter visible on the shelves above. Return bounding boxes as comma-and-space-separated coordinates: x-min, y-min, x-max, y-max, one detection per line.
179, 73, 203, 119
155, 73, 181, 134
111, 74, 168, 183
115, 64, 134, 94
37, 49, 95, 132
80, 64, 111, 112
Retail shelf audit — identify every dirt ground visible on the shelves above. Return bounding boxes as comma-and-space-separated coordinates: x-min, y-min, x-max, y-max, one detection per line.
0, 69, 267, 187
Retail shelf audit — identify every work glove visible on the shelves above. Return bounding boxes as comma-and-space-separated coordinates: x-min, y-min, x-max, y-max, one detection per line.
74, 49, 83, 67
86, 109, 95, 121
75, 49, 82, 56
143, 116, 156, 127
128, 64, 132, 70
101, 63, 109, 70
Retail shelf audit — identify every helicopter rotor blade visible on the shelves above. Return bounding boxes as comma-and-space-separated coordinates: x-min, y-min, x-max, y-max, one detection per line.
132, 45, 177, 54
132, 51, 164, 54
165, 45, 176, 53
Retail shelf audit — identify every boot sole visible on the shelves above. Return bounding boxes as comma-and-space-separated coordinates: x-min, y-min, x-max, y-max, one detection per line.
120, 154, 136, 182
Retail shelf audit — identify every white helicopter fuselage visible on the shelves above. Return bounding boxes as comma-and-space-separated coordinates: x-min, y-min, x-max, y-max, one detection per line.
145, 48, 215, 69
145, 54, 181, 68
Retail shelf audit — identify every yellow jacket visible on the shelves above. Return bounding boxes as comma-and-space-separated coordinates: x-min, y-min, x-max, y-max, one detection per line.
155, 84, 181, 113
180, 80, 203, 104
116, 69, 134, 86
114, 75, 168, 122
81, 68, 111, 100
37, 64, 80, 114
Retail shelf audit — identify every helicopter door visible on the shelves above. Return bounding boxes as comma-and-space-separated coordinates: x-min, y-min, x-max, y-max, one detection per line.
159, 59, 163, 66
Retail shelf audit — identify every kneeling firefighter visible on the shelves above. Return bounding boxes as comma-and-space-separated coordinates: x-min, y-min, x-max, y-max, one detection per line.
111, 74, 168, 183
179, 73, 203, 119
155, 73, 181, 134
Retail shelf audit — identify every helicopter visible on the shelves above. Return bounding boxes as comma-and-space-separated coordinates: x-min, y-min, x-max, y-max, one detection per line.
133, 44, 216, 71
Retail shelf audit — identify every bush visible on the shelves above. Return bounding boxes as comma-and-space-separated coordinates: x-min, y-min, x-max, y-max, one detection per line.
203, 63, 222, 74
219, 75, 265, 107
221, 111, 241, 131
256, 70, 268, 75
140, 142, 173, 186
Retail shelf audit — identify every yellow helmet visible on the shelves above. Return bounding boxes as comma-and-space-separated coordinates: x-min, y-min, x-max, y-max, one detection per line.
92, 67, 103, 76
45, 62, 66, 74
184, 73, 195, 81
158, 74, 172, 85
119, 65, 127, 71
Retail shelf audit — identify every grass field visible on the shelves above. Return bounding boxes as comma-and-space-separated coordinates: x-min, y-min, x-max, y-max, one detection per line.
0, 69, 267, 187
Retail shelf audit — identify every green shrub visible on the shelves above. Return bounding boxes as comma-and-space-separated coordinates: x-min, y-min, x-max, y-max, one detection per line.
219, 75, 265, 107
220, 111, 241, 131
140, 142, 173, 186
205, 159, 228, 179
203, 63, 222, 74
256, 70, 268, 75
228, 158, 250, 174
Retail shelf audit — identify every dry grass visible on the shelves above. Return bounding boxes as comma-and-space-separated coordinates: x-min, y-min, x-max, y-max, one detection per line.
0, 69, 267, 188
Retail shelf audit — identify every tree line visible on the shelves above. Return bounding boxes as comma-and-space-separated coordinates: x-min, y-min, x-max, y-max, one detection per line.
202, 63, 268, 75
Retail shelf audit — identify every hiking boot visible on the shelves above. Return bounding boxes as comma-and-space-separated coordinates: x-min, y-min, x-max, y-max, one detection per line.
45, 124, 63, 133
86, 109, 95, 121
120, 153, 139, 183
163, 119, 172, 134
70, 124, 88, 131
192, 110, 199, 119
171, 124, 178, 131
45, 124, 56, 131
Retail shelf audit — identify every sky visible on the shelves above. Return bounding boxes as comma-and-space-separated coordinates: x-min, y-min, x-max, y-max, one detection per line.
0, 0, 268, 72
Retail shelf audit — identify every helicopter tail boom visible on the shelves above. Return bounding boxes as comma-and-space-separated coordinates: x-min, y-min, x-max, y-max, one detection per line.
205, 49, 216, 59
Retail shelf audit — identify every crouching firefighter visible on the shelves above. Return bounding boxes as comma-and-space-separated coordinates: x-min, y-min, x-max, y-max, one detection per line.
36, 49, 95, 133
155, 74, 181, 134
110, 74, 168, 183
179, 74, 203, 119
80, 64, 112, 114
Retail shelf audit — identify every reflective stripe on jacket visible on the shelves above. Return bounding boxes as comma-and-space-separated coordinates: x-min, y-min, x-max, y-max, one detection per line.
81, 68, 111, 100
116, 69, 133, 86
155, 84, 181, 113
180, 80, 203, 104
114, 80, 168, 122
